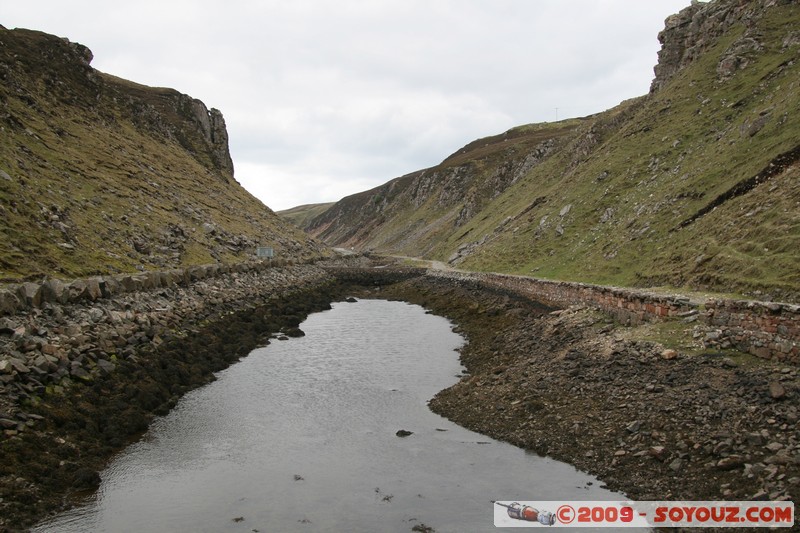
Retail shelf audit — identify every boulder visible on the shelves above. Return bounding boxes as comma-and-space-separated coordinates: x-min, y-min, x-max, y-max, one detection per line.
68, 279, 89, 301
100, 276, 120, 297
768, 381, 786, 400
0, 289, 21, 314
136, 273, 157, 291
119, 275, 143, 293
69, 277, 103, 302
41, 278, 69, 304
96, 359, 116, 374
6, 357, 30, 374
16, 282, 43, 308
661, 349, 678, 360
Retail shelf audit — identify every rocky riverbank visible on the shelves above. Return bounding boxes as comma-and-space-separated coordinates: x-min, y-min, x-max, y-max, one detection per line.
0, 262, 345, 531
2, 258, 798, 531
360, 272, 798, 521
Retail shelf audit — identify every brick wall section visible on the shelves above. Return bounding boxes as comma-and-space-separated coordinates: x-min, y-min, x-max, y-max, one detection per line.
704, 299, 800, 364
475, 272, 696, 324
427, 270, 800, 365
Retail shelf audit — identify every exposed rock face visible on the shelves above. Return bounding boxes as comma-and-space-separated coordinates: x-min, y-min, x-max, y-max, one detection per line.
650, 0, 790, 92
63, 38, 94, 65
208, 108, 234, 176
182, 95, 235, 177
133, 87, 236, 180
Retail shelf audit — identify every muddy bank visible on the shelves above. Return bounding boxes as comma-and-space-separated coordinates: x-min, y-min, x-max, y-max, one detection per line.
359, 273, 798, 511
0, 264, 346, 532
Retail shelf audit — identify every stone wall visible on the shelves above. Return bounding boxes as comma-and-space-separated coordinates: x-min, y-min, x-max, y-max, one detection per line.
322, 266, 427, 287
3, 260, 798, 416
426, 270, 800, 365
704, 299, 800, 364
473, 272, 696, 322
0, 259, 293, 315
0, 260, 333, 429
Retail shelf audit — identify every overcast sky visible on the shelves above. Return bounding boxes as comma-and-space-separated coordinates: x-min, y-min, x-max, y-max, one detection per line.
4, 0, 692, 211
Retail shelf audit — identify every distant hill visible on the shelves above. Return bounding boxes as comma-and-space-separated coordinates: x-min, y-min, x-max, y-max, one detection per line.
0, 27, 326, 282
278, 202, 337, 229
306, 0, 800, 303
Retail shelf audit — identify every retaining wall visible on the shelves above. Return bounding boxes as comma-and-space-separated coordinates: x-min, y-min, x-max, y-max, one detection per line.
703, 299, 800, 364
0, 261, 334, 416
427, 270, 800, 365
3, 259, 797, 377
0, 259, 295, 315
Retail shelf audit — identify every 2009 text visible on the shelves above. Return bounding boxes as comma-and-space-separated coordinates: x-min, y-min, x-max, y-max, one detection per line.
493, 500, 795, 528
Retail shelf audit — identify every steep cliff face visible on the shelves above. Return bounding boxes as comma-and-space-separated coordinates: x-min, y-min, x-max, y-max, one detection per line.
651, 0, 797, 92
305, 0, 800, 302
108, 76, 235, 179
0, 27, 325, 280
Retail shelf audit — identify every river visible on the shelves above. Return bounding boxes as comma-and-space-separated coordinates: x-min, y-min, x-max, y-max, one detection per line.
34, 299, 632, 532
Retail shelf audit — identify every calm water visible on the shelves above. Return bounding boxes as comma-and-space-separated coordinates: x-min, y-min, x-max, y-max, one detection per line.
35, 299, 632, 532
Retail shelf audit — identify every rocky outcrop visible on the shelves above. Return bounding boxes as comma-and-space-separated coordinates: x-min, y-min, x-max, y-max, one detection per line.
650, 0, 792, 92
174, 93, 235, 177
208, 107, 234, 176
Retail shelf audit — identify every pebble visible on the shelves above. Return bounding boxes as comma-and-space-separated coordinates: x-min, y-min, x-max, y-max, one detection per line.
660, 349, 678, 360
768, 381, 786, 400
668, 458, 683, 471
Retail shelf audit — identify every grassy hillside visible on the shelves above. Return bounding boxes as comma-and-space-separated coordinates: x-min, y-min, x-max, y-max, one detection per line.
278, 202, 336, 229
457, 1, 800, 299
308, 119, 583, 255
0, 28, 326, 282
307, 0, 800, 303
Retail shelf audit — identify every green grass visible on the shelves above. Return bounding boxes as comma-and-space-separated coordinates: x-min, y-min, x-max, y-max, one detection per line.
278, 203, 337, 229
